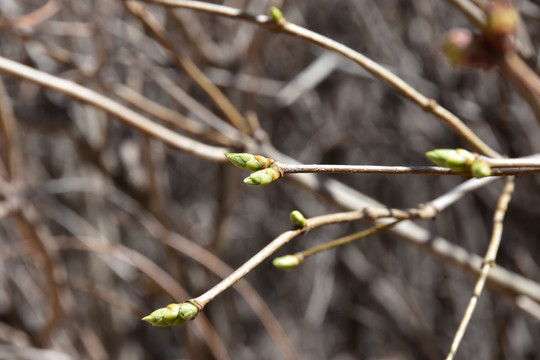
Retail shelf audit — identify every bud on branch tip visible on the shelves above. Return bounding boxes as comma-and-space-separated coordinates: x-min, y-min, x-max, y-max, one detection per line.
142, 303, 184, 327
142, 301, 199, 327
244, 166, 283, 186
426, 148, 491, 178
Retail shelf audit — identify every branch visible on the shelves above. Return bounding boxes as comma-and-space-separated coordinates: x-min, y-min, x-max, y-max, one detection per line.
140, 0, 500, 157
446, 176, 515, 360
0, 56, 228, 162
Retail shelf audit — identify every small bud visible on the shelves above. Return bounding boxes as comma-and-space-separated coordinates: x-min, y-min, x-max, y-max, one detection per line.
426, 148, 474, 173
272, 255, 301, 271
178, 301, 199, 321
142, 303, 185, 327
426, 149, 455, 167
225, 153, 275, 172
244, 166, 282, 186
483, 0, 519, 52
441, 29, 474, 67
269, 6, 284, 24
470, 159, 492, 178
441, 29, 495, 70
289, 210, 306, 227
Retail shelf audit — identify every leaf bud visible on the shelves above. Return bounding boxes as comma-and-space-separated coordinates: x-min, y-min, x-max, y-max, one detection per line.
141, 303, 185, 327
483, 0, 519, 52
289, 210, 306, 227
272, 255, 301, 271
244, 166, 282, 186
269, 6, 284, 24
225, 153, 275, 172
426, 148, 474, 173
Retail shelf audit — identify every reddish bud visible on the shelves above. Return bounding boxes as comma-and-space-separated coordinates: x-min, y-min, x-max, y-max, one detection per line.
441, 29, 495, 70
483, 0, 519, 52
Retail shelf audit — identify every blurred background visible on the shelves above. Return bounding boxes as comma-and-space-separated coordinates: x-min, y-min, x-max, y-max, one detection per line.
0, 0, 539, 359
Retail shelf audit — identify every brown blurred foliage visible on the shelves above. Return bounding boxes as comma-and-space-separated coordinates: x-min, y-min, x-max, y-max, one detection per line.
0, 0, 540, 359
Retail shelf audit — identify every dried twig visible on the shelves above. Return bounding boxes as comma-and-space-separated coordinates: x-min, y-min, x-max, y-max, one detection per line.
446, 176, 515, 360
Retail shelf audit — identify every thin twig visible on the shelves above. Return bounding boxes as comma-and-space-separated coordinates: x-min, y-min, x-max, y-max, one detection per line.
446, 176, 515, 360
11, 206, 62, 346
0, 76, 19, 180
276, 162, 540, 176
55, 237, 231, 360
481, 153, 540, 168
297, 220, 402, 260
113, 83, 235, 147
40, 177, 299, 360
141, 0, 500, 157
192, 228, 304, 307
190, 174, 499, 308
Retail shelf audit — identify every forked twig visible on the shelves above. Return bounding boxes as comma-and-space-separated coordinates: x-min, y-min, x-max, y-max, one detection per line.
446, 176, 515, 360
187, 174, 499, 310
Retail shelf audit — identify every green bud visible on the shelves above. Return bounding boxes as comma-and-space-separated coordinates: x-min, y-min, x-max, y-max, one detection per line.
142, 303, 185, 327
269, 6, 283, 23
470, 159, 492, 178
290, 210, 306, 227
272, 255, 301, 271
426, 148, 474, 173
244, 167, 282, 186
178, 301, 199, 321
225, 153, 275, 172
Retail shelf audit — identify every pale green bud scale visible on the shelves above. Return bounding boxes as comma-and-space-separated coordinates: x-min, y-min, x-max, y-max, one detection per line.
178, 301, 199, 321
244, 167, 282, 186
141, 303, 185, 327
470, 159, 492, 178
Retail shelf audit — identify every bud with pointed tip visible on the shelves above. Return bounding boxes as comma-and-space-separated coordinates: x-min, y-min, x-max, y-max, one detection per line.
470, 159, 492, 178
290, 210, 306, 227
225, 153, 275, 172
142, 303, 184, 327
272, 255, 301, 271
426, 148, 475, 173
244, 166, 282, 186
